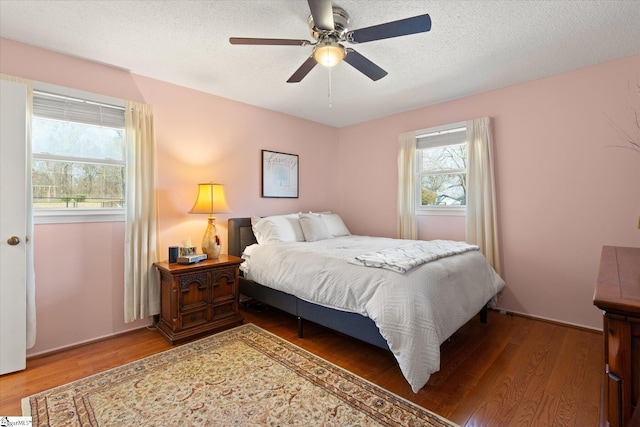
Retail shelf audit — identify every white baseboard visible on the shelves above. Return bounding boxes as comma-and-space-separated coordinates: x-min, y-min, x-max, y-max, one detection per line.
493, 307, 602, 333
26, 323, 153, 359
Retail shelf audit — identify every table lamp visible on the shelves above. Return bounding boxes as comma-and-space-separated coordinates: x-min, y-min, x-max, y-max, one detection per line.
189, 182, 230, 259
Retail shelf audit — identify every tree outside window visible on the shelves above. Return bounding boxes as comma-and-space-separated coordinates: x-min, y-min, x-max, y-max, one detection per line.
418, 142, 467, 207
32, 104, 125, 209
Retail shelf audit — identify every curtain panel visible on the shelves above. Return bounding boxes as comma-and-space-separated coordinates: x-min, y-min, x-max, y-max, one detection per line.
397, 131, 417, 239
124, 101, 160, 323
465, 117, 501, 274
1, 73, 36, 349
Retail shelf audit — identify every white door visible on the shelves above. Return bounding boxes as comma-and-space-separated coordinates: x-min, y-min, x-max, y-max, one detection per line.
0, 79, 27, 374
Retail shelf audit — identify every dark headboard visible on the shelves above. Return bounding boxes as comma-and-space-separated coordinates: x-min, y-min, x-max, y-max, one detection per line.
228, 218, 257, 258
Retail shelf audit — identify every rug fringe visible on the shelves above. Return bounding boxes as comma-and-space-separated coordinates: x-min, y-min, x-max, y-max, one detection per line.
20, 396, 31, 417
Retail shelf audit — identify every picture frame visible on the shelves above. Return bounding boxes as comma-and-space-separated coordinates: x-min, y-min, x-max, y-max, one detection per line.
261, 150, 299, 198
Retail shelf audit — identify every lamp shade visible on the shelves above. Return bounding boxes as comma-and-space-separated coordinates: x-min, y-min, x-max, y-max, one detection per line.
189, 183, 230, 215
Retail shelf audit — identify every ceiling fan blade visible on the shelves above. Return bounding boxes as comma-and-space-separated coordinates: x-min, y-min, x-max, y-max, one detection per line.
229, 37, 310, 46
287, 57, 318, 83
343, 49, 387, 81
347, 14, 431, 44
307, 0, 334, 31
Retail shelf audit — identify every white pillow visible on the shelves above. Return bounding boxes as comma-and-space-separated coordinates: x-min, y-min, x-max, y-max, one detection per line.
299, 213, 331, 242
251, 214, 304, 244
320, 213, 350, 237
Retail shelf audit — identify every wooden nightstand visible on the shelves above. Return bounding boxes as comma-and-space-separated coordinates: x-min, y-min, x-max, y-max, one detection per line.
154, 254, 244, 344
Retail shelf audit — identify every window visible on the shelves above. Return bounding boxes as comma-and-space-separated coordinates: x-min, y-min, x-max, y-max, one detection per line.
31, 83, 126, 223
416, 122, 467, 215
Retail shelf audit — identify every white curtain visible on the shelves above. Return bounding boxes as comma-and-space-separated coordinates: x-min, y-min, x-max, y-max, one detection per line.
397, 131, 417, 239
124, 101, 160, 323
465, 117, 501, 274
0, 74, 36, 348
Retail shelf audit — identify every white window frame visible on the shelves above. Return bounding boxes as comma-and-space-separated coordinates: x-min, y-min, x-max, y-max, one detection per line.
415, 121, 467, 217
32, 82, 126, 224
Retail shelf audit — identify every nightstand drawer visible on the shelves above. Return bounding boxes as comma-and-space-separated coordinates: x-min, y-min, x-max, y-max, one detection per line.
212, 302, 235, 319
181, 308, 209, 329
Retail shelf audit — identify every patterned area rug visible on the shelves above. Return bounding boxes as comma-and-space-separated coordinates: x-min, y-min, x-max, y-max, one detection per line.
23, 324, 458, 426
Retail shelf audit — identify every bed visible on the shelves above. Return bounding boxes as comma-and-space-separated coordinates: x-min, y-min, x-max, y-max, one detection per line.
228, 214, 505, 393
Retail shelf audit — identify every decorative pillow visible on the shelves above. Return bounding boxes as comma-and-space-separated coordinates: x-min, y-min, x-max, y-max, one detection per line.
321, 213, 351, 237
251, 214, 304, 244
299, 213, 331, 242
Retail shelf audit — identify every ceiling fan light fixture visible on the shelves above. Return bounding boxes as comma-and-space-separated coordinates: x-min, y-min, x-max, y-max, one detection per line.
313, 40, 345, 68
230, 2, 432, 83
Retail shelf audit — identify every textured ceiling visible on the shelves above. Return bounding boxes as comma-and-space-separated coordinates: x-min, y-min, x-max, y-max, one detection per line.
1, 1, 639, 128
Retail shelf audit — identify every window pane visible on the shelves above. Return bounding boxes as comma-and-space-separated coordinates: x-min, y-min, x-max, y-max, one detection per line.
421, 143, 466, 172
420, 173, 466, 206
32, 117, 124, 161
32, 160, 125, 209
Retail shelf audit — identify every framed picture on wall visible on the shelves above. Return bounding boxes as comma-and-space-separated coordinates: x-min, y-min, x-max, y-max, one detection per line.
261, 150, 299, 198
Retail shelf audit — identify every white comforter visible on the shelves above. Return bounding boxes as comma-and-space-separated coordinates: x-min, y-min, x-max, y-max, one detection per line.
241, 235, 505, 393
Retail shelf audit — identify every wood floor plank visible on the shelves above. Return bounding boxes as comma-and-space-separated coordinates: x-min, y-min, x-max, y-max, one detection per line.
497, 323, 567, 426
555, 328, 594, 426
0, 307, 602, 427
453, 318, 542, 424
432, 314, 524, 417
449, 340, 523, 425
535, 327, 588, 426
574, 331, 604, 427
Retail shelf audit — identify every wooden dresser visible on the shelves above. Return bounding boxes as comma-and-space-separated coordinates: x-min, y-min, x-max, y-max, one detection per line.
593, 246, 640, 427
154, 255, 244, 344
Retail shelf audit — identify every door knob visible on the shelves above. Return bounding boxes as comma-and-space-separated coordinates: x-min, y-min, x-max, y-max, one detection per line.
7, 236, 20, 246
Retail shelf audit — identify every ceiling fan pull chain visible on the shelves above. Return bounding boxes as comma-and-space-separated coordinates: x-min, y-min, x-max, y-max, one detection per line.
328, 67, 332, 108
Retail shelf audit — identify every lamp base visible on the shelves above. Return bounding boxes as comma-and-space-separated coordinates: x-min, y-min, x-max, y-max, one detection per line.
201, 216, 221, 260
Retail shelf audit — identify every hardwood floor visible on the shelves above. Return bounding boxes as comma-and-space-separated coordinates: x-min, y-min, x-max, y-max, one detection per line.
0, 306, 602, 426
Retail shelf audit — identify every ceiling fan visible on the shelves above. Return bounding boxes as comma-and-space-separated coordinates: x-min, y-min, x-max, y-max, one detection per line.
229, 0, 431, 83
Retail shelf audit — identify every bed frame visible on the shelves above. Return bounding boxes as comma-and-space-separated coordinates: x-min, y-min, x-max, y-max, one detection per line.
228, 217, 488, 351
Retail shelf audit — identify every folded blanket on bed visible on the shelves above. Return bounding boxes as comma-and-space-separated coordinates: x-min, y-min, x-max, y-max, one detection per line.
349, 240, 479, 273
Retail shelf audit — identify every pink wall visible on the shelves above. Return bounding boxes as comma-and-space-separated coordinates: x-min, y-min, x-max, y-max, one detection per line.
1, 38, 340, 355
2, 37, 638, 355
32, 222, 134, 353
417, 216, 465, 242
338, 54, 640, 329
